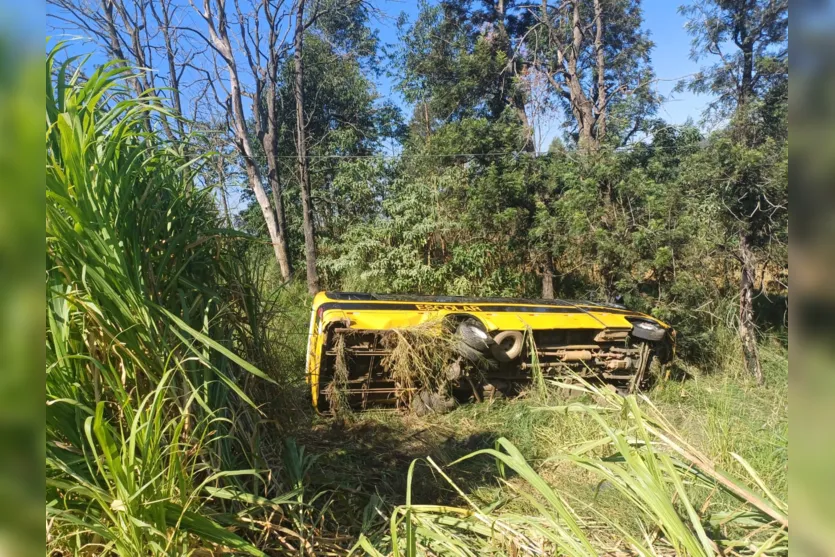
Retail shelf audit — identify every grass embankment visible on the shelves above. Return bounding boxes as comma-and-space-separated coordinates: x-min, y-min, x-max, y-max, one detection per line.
284, 338, 787, 555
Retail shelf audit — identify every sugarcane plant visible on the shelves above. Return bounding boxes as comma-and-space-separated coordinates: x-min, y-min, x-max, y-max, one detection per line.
45, 44, 291, 555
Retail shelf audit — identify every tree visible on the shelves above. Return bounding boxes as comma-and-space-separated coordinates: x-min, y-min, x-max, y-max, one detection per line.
524, 0, 657, 151
680, 0, 788, 117
194, 0, 296, 281
236, 0, 295, 281
227, 0, 376, 291
50, 0, 302, 279
393, 1, 561, 296
396, 0, 532, 140
284, 32, 396, 247
680, 0, 788, 382
235, 0, 396, 287
47, 0, 192, 139
293, 0, 319, 294
285, 0, 371, 294
515, 0, 658, 296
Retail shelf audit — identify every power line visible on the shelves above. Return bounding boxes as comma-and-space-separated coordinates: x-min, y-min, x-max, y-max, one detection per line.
266, 152, 528, 159
215, 143, 702, 161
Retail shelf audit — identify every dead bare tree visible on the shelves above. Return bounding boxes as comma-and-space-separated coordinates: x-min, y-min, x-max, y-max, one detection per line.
49, 0, 147, 117
235, 0, 294, 281
293, 0, 319, 294
51, 0, 371, 291
48, 0, 194, 140
193, 0, 295, 279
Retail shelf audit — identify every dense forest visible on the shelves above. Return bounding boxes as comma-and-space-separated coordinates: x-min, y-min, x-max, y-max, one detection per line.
45, 0, 788, 554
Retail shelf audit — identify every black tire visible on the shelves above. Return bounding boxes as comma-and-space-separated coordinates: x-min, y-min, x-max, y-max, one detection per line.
455, 341, 488, 364
456, 319, 495, 353
630, 320, 666, 342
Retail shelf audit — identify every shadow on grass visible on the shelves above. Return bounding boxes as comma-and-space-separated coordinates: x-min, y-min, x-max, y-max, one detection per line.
290, 414, 507, 511
261, 382, 608, 531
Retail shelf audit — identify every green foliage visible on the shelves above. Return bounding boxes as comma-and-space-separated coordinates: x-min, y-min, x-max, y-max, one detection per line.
224, 0, 789, 369
309, 1, 787, 367
396, 0, 522, 122
237, 23, 402, 267
45, 47, 298, 554
322, 117, 786, 361
45, 0, 791, 553
527, 0, 658, 145
322, 114, 540, 296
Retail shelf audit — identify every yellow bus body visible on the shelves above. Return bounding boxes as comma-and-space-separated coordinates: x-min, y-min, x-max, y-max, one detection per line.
305, 292, 673, 409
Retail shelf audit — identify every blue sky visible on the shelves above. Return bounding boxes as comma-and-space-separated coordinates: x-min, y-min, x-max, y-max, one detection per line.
47, 0, 714, 132
640, 0, 711, 125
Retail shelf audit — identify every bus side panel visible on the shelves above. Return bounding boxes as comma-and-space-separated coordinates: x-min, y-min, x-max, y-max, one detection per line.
305, 307, 321, 406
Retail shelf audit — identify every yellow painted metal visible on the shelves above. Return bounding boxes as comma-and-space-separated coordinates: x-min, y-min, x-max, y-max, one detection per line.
305, 291, 671, 407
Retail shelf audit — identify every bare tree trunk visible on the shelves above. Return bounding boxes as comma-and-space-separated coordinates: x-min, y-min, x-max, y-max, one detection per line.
423, 100, 432, 145
150, 0, 186, 137
494, 0, 533, 149
266, 138, 293, 280
110, 0, 178, 136
741, 44, 754, 106
571, 0, 595, 151
593, 0, 607, 142
101, 0, 148, 115
198, 0, 293, 276
263, 0, 293, 281
541, 67, 594, 150
541, 256, 556, 299
216, 155, 232, 227
50, 0, 190, 132
734, 9, 761, 382
101, 0, 130, 70
739, 232, 763, 383
294, 0, 320, 295
234, 0, 294, 281
539, 0, 600, 152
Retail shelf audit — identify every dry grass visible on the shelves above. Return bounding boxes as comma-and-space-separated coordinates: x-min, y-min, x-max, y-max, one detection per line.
325, 320, 478, 412
381, 321, 460, 406
325, 333, 351, 415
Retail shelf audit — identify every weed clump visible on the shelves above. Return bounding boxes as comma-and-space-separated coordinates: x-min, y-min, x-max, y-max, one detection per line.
325, 333, 351, 416
326, 321, 476, 413
381, 322, 459, 407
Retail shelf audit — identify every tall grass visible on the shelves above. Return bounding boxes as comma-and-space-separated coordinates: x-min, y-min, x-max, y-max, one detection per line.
360, 375, 788, 556
45, 46, 293, 554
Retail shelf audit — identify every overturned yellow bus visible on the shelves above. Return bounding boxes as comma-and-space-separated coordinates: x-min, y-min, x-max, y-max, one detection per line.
305, 291, 675, 412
